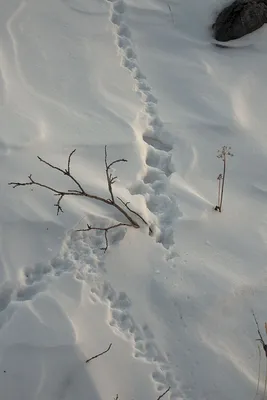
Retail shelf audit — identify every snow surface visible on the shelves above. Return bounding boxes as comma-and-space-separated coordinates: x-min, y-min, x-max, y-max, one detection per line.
1, 0, 267, 399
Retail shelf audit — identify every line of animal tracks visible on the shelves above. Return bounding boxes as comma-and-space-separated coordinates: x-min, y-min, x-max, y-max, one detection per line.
0, 0, 182, 398
106, 0, 181, 257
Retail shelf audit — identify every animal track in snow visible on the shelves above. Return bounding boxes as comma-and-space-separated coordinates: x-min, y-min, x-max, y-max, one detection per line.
91, 279, 182, 398
0, 221, 182, 398
0, 1, 183, 396
106, 0, 182, 252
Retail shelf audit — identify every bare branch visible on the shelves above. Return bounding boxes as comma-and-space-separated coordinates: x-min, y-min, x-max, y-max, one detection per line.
37, 155, 66, 174
85, 343, 112, 364
9, 148, 142, 227
8, 146, 152, 250
108, 159, 128, 170
117, 197, 152, 234
67, 149, 76, 174
77, 222, 131, 252
37, 152, 85, 194
54, 193, 64, 215
252, 310, 265, 344
157, 387, 171, 400
9, 174, 61, 193
252, 310, 267, 357
9, 175, 82, 215
105, 145, 127, 203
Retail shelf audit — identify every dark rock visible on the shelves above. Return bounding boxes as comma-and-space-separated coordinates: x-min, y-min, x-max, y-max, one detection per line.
212, 0, 267, 42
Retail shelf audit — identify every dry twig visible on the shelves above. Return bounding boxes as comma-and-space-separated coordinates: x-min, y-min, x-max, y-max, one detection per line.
9, 147, 150, 251
252, 310, 267, 357
85, 343, 112, 364
215, 145, 233, 212
157, 387, 171, 400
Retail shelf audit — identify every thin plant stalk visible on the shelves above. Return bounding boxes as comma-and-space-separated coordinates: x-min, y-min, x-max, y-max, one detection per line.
219, 153, 227, 212
254, 345, 261, 400
215, 146, 233, 212
264, 357, 267, 400
218, 178, 221, 208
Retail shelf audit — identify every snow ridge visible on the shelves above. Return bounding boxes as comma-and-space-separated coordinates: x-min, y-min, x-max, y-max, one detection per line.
106, 0, 181, 257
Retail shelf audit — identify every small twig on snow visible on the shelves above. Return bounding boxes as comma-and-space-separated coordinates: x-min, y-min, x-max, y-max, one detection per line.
85, 343, 112, 364
157, 387, 171, 400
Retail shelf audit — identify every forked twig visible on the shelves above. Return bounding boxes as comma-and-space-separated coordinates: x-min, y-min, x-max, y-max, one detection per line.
85, 343, 112, 364
105, 145, 127, 204
9, 147, 151, 251
77, 222, 131, 252
252, 310, 267, 357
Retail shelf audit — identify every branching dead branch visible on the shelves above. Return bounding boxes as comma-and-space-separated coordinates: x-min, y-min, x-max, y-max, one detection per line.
9, 146, 151, 251
77, 222, 132, 252
85, 343, 112, 364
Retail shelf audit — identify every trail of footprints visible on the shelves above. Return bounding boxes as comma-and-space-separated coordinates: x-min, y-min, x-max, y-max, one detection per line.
62, 229, 182, 398
103, 2, 182, 392
107, 0, 181, 255
0, 225, 182, 399
0, 0, 183, 398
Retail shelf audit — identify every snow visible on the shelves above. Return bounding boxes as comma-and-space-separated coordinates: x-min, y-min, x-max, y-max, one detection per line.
1, 0, 267, 399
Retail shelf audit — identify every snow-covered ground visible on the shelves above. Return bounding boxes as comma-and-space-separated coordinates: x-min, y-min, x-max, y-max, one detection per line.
1, 0, 267, 399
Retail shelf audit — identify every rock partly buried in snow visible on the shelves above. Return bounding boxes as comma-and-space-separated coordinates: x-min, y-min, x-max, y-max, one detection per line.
212, 0, 267, 42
